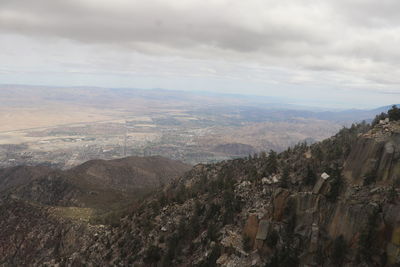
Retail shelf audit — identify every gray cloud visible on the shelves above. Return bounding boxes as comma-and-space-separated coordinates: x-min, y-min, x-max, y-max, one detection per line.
1, 0, 400, 107
0, 1, 331, 50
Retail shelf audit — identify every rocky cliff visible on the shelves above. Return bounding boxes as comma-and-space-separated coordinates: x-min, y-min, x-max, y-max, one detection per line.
1, 121, 400, 266
344, 121, 400, 185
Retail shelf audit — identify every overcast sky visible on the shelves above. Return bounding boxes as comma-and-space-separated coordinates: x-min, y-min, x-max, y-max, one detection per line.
1, 0, 400, 108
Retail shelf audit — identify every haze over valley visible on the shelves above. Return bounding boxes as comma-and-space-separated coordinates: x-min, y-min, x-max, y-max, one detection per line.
1, 84, 393, 168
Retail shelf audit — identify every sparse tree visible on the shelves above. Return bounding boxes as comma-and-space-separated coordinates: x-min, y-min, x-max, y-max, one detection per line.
372, 112, 388, 126
280, 165, 290, 188
327, 165, 342, 202
304, 164, 317, 186
266, 150, 278, 174
388, 105, 400, 121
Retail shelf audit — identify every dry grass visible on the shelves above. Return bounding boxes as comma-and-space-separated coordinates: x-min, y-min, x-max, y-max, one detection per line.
50, 206, 96, 222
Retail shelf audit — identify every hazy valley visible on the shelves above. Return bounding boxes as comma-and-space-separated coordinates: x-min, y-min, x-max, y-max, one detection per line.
0, 85, 391, 169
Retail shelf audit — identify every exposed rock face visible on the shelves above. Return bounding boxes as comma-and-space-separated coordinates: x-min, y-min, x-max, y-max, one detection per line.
2, 122, 400, 266
344, 121, 400, 185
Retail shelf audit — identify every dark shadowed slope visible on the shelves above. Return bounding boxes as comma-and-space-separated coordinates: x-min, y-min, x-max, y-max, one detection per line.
0, 165, 53, 193
69, 156, 191, 191
1, 156, 190, 212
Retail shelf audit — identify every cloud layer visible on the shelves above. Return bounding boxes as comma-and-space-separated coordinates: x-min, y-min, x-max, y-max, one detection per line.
1, 0, 400, 107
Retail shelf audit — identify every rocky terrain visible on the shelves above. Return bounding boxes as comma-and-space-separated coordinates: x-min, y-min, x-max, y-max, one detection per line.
1, 116, 400, 266
0, 156, 190, 231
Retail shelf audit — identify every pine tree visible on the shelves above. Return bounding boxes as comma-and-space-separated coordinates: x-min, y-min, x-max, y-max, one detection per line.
280, 165, 290, 188
388, 105, 400, 121
327, 165, 342, 202
304, 164, 316, 186
266, 150, 278, 174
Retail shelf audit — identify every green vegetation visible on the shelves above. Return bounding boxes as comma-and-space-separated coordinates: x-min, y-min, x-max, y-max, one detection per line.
372, 112, 388, 126
373, 105, 400, 125
311, 122, 370, 165
326, 165, 342, 202
304, 164, 317, 186
280, 165, 290, 188
388, 105, 400, 121
266, 150, 278, 174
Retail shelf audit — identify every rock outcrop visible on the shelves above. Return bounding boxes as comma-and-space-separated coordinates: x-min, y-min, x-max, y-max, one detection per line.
344, 121, 400, 185
1, 122, 400, 266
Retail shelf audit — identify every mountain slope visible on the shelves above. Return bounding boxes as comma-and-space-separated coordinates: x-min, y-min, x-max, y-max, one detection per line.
1, 121, 400, 266
114, 121, 398, 266
70, 156, 191, 191
1, 156, 190, 218
0, 165, 52, 193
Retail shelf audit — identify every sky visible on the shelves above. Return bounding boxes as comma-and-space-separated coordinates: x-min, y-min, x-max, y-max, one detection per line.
1, 0, 400, 108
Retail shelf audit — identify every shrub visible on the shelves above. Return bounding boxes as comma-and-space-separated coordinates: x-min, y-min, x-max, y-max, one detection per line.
304, 164, 317, 186
388, 105, 400, 121
372, 112, 388, 126
280, 166, 290, 188
266, 150, 278, 174
327, 165, 342, 202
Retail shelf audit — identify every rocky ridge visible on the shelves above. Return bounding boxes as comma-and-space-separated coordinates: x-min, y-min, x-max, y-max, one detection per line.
1, 121, 400, 266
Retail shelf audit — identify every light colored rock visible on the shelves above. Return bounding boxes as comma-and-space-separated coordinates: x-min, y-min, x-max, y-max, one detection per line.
255, 220, 269, 241
321, 172, 330, 180
312, 178, 325, 194
216, 254, 229, 265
